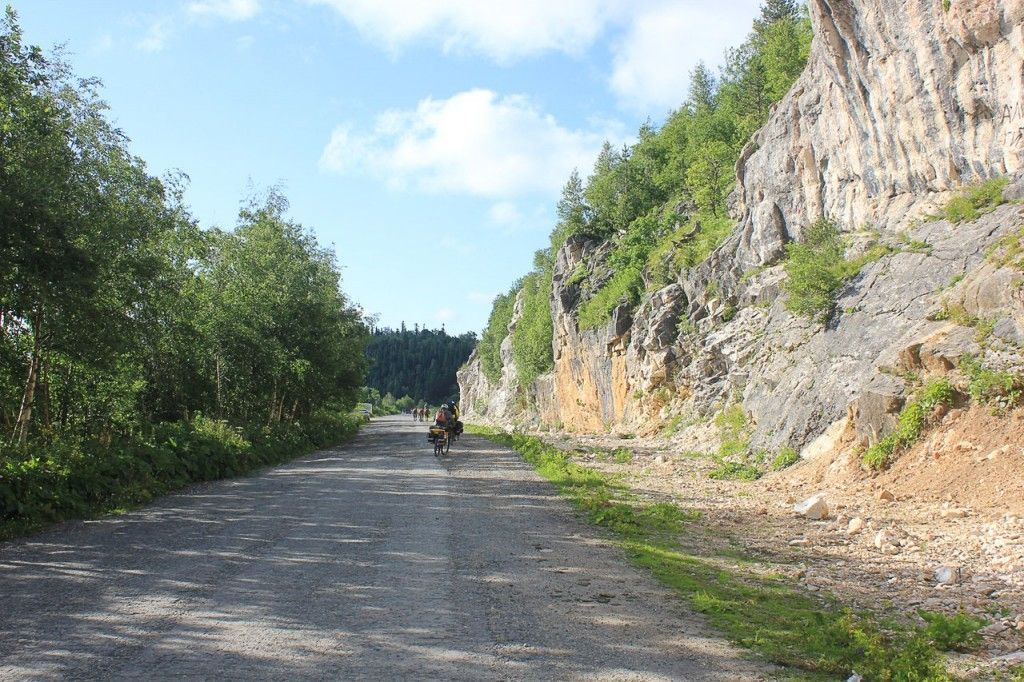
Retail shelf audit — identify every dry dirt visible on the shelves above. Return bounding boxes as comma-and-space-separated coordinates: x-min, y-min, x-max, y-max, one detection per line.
541, 405, 1024, 675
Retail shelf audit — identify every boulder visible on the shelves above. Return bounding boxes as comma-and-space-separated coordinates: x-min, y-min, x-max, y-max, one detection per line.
794, 494, 829, 520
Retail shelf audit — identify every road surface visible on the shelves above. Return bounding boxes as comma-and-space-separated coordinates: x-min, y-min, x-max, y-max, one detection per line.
0, 416, 769, 680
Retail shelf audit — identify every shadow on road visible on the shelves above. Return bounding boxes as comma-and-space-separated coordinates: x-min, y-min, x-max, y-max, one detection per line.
0, 416, 767, 680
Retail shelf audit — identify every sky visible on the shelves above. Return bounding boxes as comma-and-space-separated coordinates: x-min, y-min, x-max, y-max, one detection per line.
13, 0, 763, 335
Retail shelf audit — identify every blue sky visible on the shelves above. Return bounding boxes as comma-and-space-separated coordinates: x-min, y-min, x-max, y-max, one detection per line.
14, 0, 762, 335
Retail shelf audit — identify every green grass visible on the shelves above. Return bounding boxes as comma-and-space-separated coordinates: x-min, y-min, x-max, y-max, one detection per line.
577, 266, 643, 330
611, 447, 633, 464
862, 379, 955, 470
960, 355, 1022, 406
987, 226, 1024, 271
469, 425, 962, 678
936, 176, 1008, 224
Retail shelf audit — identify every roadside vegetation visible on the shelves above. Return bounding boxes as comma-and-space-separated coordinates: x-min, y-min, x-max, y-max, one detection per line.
479, 0, 813, 372
471, 426, 983, 679
862, 379, 955, 470
0, 10, 367, 535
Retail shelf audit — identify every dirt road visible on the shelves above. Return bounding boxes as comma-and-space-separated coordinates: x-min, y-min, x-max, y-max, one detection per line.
0, 417, 768, 680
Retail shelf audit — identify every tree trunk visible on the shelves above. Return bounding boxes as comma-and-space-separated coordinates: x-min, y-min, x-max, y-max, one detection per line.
215, 354, 223, 418
12, 307, 43, 444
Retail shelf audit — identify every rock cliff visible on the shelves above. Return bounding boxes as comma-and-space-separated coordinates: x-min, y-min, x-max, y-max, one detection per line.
458, 0, 1024, 459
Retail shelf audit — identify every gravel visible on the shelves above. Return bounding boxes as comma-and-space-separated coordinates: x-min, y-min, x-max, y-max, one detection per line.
0, 416, 769, 680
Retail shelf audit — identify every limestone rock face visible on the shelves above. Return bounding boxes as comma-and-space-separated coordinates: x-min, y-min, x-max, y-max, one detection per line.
459, 0, 1024, 455
732, 0, 1024, 271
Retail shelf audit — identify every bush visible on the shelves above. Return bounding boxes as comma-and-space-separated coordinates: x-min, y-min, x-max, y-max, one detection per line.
611, 447, 633, 463
0, 411, 362, 537
577, 266, 644, 330
919, 611, 987, 652
960, 355, 1021, 406
941, 177, 1009, 224
782, 219, 849, 322
770, 447, 800, 470
863, 379, 955, 470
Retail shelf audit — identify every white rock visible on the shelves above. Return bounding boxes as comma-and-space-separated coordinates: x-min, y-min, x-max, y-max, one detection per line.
794, 494, 829, 520
789, 537, 809, 546
934, 566, 958, 585
874, 530, 886, 549
847, 517, 865, 535
995, 651, 1024, 664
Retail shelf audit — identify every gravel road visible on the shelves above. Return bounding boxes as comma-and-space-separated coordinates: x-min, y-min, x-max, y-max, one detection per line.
0, 416, 770, 680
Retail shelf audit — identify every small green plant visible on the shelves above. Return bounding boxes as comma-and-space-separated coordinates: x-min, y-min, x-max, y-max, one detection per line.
918, 610, 987, 652
942, 0, 951, 11
661, 414, 684, 437
987, 226, 1024, 271
721, 303, 737, 322
938, 176, 1008, 223
960, 355, 1022, 405
770, 446, 800, 470
863, 378, 955, 470
898, 231, 932, 254
611, 447, 634, 463
709, 460, 761, 480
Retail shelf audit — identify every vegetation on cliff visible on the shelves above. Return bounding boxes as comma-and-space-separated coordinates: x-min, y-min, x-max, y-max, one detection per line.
479, 0, 813, 367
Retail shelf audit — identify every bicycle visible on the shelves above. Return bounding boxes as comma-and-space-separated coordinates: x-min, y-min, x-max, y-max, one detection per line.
428, 424, 451, 456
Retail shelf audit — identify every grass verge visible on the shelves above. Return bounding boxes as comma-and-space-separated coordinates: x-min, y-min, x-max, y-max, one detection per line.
470, 424, 977, 680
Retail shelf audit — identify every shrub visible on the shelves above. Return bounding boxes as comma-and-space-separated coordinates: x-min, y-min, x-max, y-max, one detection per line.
782, 219, 848, 322
770, 446, 800, 470
940, 176, 1009, 224
783, 220, 892, 323
611, 447, 633, 463
919, 611, 987, 652
0, 412, 362, 537
960, 355, 1021, 405
863, 378, 955, 470
577, 266, 643, 330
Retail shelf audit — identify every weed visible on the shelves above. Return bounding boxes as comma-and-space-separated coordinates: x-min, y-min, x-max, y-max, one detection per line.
960, 355, 1022, 406
661, 414, 684, 438
918, 610, 987, 652
937, 176, 1008, 223
987, 226, 1024, 271
611, 447, 634, 464
863, 378, 955, 470
770, 447, 800, 471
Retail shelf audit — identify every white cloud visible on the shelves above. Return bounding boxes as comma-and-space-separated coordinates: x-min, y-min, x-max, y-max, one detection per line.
435, 307, 456, 323
137, 20, 170, 52
609, 0, 762, 113
320, 89, 613, 197
187, 0, 261, 21
308, 0, 609, 62
488, 201, 522, 227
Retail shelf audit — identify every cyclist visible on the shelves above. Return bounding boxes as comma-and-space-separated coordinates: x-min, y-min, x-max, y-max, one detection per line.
446, 400, 464, 437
